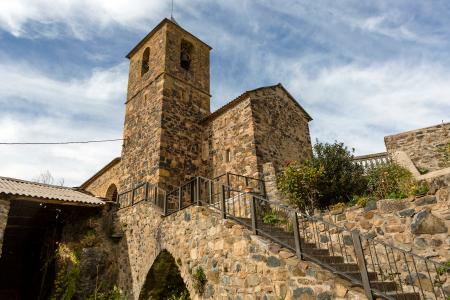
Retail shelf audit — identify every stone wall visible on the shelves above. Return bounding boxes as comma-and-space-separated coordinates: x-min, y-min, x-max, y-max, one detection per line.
251, 85, 313, 174
55, 205, 122, 299
82, 160, 122, 198
159, 74, 209, 188
385, 122, 450, 172
0, 199, 10, 258
202, 97, 259, 179
122, 19, 212, 190
117, 203, 366, 299
121, 74, 163, 191
315, 193, 450, 297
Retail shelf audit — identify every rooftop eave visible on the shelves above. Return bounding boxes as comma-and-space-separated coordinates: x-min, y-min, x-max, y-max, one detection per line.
126, 18, 212, 59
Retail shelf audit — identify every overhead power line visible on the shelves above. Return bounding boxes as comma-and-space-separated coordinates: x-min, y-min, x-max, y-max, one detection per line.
0, 138, 124, 145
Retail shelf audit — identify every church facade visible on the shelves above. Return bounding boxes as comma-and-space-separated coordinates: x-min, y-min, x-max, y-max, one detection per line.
81, 18, 313, 199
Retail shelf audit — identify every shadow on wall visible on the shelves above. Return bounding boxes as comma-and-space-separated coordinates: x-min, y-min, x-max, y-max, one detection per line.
138, 250, 189, 300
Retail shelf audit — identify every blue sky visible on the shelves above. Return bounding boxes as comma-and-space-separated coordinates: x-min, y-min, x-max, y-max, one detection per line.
0, 0, 449, 186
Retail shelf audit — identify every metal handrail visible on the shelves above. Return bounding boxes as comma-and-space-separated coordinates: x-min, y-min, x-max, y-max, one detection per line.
116, 175, 449, 299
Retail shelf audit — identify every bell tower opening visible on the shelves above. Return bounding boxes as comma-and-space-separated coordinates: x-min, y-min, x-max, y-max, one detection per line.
141, 47, 150, 76
180, 40, 193, 71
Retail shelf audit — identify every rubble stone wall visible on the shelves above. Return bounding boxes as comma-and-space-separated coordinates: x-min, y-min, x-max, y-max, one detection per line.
82, 161, 123, 198
385, 122, 450, 172
251, 85, 313, 174
117, 203, 366, 300
202, 98, 259, 179
0, 199, 10, 258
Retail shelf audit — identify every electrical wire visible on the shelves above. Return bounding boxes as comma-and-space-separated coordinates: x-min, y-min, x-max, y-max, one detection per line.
0, 138, 124, 145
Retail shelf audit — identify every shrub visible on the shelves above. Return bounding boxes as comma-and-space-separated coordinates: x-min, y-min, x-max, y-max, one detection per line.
348, 195, 373, 207
51, 244, 81, 300
277, 161, 324, 213
87, 286, 127, 300
262, 209, 280, 225
311, 141, 367, 208
410, 181, 429, 197
367, 163, 414, 200
329, 202, 346, 211
192, 266, 207, 295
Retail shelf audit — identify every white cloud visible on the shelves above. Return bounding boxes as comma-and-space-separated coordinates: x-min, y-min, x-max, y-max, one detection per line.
0, 60, 127, 186
285, 60, 450, 154
0, 0, 169, 39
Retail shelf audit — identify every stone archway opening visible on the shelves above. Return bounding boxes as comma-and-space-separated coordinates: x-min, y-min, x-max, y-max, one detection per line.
138, 250, 190, 300
105, 184, 118, 202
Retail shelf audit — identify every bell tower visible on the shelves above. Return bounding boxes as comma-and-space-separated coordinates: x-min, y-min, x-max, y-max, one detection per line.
120, 19, 212, 190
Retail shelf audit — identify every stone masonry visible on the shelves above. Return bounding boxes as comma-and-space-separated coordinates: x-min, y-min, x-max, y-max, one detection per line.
385, 122, 450, 172
0, 199, 10, 258
82, 18, 312, 194
116, 202, 366, 299
79, 18, 315, 299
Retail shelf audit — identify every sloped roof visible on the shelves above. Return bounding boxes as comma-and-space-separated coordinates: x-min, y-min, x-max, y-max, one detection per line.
80, 157, 121, 189
0, 176, 104, 206
201, 83, 313, 123
126, 18, 212, 59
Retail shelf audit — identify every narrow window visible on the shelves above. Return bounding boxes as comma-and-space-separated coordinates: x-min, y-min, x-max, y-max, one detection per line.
141, 47, 150, 76
225, 149, 232, 163
180, 40, 193, 71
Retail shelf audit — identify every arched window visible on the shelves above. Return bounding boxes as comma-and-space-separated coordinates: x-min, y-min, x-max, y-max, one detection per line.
141, 47, 150, 76
180, 40, 193, 71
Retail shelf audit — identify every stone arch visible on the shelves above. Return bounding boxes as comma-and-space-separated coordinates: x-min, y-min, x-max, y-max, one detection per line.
138, 249, 189, 300
180, 40, 193, 71
141, 47, 150, 76
105, 184, 118, 202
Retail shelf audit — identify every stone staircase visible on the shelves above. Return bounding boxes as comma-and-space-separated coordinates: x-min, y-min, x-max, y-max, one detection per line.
234, 218, 421, 300
118, 174, 448, 299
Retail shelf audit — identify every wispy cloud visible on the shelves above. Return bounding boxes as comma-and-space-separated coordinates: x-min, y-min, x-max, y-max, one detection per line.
0, 59, 126, 185
0, 0, 169, 39
1, 0, 450, 185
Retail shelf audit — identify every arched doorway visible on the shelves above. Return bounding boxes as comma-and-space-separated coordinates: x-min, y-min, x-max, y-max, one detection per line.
105, 184, 118, 203
138, 250, 189, 300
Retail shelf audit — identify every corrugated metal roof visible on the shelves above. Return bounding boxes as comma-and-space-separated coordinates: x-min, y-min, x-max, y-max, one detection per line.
0, 176, 104, 206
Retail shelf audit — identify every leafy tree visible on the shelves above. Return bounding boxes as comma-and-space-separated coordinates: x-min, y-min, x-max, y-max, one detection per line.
311, 141, 366, 208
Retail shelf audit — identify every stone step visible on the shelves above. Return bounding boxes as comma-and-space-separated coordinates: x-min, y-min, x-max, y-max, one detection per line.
303, 248, 329, 256
310, 255, 344, 264
370, 281, 397, 292
377, 292, 421, 300
344, 271, 378, 281
330, 263, 360, 272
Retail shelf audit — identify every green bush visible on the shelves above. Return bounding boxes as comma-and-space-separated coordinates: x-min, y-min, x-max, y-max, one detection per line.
410, 181, 429, 197
262, 210, 280, 225
192, 266, 207, 295
277, 161, 324, 212
311, 141, 367, 208
367, 163, 414, 200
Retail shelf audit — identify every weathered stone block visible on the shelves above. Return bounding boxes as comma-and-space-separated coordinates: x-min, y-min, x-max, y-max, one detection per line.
292, 287, 314, 299
397, 208, 415, 218
377, 199, 408, 213
414, 195, 437, 206
410, 209, 448, 235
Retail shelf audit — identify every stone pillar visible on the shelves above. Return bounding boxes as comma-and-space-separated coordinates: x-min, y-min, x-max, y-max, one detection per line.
0, 198, 10, 258
262, 162, 283, 202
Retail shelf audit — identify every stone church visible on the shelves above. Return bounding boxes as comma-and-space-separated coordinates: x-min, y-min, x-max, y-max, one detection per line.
82, 18, 313, 198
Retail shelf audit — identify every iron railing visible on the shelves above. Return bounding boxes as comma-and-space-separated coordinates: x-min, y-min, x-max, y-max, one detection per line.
117, 176, 449, 299
206, 184, 449, 300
